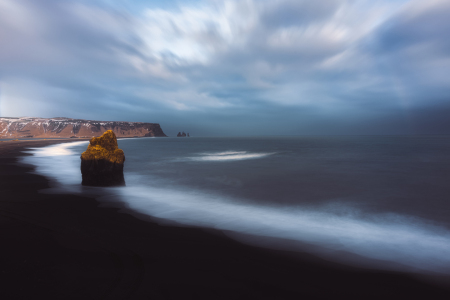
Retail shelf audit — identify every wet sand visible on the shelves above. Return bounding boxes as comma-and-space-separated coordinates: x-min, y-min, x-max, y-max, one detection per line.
1, 140, 450, 299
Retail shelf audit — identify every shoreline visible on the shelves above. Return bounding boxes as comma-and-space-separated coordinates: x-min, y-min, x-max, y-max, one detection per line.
1, 140, 450, 299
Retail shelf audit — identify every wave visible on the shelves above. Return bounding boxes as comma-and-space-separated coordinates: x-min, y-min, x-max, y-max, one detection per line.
30, 141, 88, 157
22, 141, 89, 187
118, 185, 450, 274
22, 140, 450, 275
190, 150, 274, 161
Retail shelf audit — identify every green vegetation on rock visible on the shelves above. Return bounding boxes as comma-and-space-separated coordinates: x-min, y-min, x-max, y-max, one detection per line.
81, 130, 125, 164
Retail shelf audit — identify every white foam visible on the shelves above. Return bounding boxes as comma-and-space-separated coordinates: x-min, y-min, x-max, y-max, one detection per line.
191, 151, 274, 161
118, 185, 450, 274
22, 141, 88, 186
29, 141, 88, 157
204, 151, 247, 155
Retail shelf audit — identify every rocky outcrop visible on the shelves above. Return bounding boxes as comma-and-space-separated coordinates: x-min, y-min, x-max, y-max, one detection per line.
80, 130, 125, 186
177, 131, 187, 137
0, 117, 167, 138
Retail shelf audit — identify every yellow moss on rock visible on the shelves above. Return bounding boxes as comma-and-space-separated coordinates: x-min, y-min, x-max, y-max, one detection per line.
81, 130, 125, 164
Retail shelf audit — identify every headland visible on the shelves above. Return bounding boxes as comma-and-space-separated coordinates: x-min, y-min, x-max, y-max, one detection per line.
0, 117, 167, 138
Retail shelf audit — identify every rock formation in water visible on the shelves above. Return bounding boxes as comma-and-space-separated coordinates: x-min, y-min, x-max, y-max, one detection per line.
80, 130, 125, 186
177, 131, 187, 137
0, 117, 167, 138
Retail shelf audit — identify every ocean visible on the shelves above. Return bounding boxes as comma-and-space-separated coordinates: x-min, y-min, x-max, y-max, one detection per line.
22, 136, 450, 275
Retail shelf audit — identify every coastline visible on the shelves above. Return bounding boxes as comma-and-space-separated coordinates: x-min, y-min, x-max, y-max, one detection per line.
1, 140, 450, 299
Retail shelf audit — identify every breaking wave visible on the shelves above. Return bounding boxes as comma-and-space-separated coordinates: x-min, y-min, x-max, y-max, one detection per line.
116, 185, 450, 274
190, 151, 274, 161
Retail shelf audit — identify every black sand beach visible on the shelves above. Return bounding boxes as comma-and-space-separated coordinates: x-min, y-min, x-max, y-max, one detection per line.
1, 140, 450, 299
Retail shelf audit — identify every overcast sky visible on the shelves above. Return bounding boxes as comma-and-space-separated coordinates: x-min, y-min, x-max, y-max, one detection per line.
0, 0, 449, 136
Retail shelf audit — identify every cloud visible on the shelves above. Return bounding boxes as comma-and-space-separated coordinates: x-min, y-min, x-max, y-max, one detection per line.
0, 0, 449, 135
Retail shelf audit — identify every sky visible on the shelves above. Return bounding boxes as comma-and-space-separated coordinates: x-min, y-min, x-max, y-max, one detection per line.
0, 0, 449, 136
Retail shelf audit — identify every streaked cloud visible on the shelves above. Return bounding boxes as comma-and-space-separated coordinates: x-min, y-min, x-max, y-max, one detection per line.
0, 0, 449, 135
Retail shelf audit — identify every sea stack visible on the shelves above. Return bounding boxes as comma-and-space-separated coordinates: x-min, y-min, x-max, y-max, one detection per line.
80, 130, 125, 186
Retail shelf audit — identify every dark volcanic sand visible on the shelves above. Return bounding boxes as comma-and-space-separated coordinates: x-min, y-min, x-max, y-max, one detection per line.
1, 140, 450, 299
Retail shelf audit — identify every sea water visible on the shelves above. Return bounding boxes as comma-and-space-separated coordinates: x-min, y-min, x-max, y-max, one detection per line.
22, 136, 450, 274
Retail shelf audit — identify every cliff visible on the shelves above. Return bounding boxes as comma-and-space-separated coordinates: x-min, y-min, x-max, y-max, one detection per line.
0, 117, 167, 138
80, 130, 125, 186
